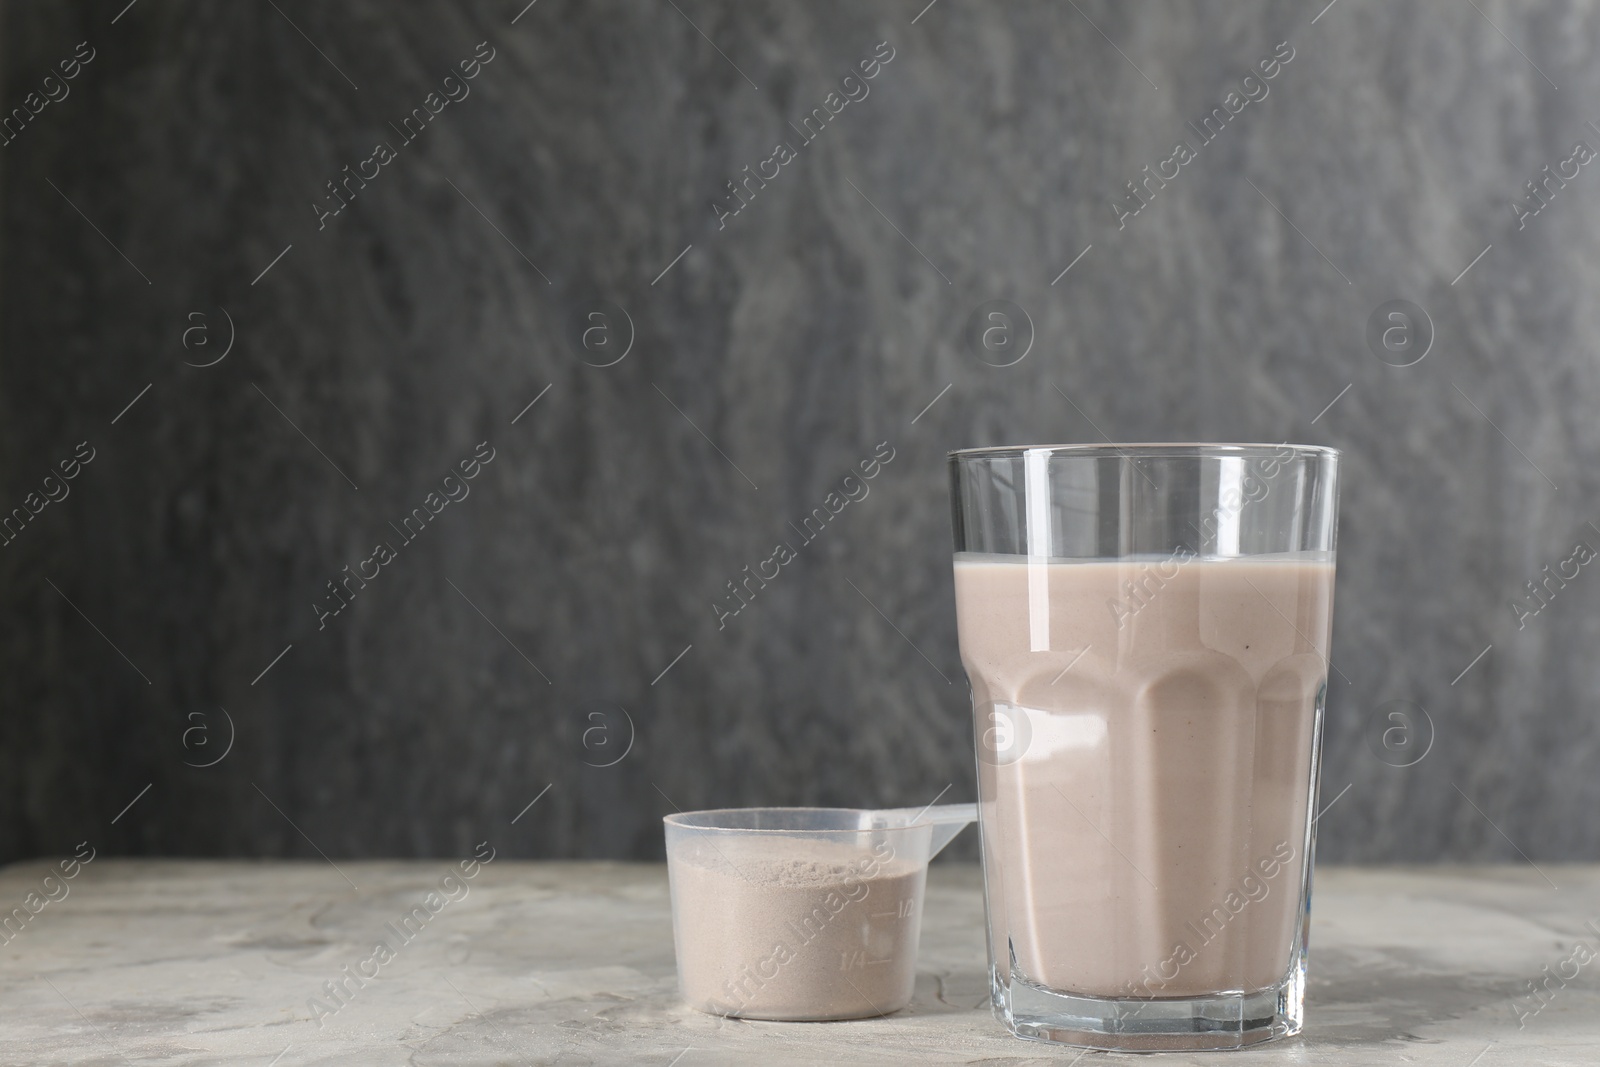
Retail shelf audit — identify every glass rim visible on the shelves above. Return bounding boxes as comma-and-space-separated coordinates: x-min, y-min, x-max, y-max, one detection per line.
947, 441, 1339, 461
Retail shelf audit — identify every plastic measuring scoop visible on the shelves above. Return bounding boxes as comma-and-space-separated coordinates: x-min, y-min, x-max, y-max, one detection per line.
663, 804, 977, 1020
863, 802, 978, 858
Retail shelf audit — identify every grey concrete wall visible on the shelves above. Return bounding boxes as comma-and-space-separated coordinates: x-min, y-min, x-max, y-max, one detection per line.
1, 0, 1596, 865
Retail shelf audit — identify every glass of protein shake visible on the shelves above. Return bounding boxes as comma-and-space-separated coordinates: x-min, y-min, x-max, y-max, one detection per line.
949, 443, 1339, 1051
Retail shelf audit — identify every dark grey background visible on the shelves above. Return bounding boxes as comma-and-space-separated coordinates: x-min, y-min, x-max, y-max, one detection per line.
0, 0, 1594, 866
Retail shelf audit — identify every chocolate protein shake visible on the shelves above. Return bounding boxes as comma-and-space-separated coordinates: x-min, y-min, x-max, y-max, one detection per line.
954, 553, 1333, 998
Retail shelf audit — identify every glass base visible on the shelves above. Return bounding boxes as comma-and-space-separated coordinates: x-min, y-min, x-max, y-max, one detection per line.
994, 965, 1304, 1052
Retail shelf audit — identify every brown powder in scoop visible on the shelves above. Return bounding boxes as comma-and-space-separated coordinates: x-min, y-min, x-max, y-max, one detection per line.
669, 835, 926, 1020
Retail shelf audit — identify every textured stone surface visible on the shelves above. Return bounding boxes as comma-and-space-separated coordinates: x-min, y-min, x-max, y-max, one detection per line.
1, 1, 1599, 864
1, 860, 1598, 1065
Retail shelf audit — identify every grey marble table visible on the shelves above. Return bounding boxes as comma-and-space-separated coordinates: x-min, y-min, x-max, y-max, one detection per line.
0, 859, 1596, 1065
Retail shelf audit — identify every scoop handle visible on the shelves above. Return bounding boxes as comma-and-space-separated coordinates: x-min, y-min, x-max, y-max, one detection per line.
874, 802, 977, 858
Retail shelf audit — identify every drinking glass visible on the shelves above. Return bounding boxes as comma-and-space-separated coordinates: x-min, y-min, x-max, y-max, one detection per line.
948, 443, 1339, 1051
